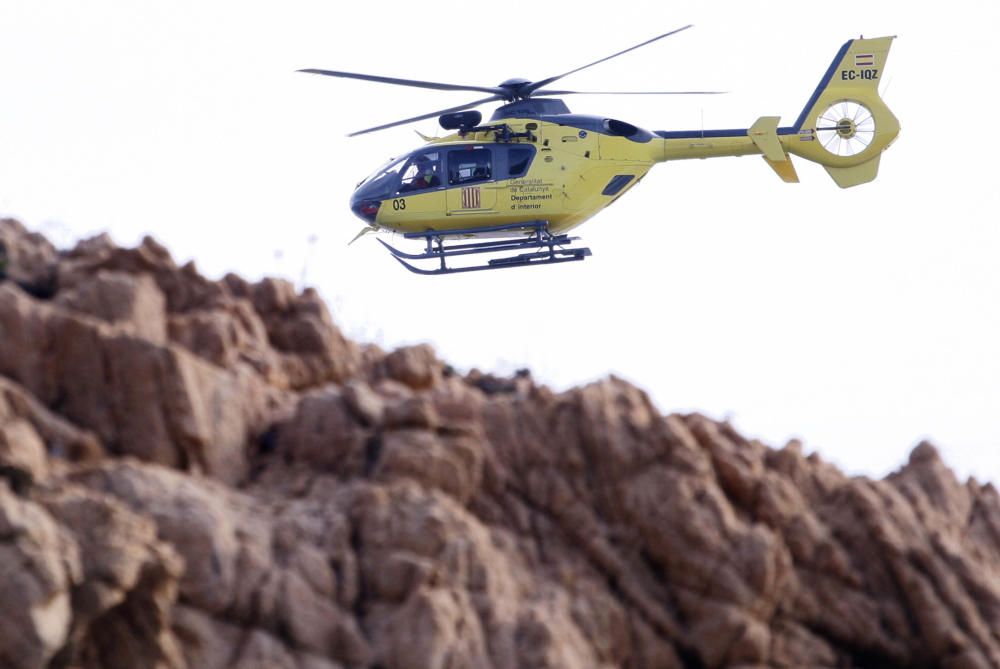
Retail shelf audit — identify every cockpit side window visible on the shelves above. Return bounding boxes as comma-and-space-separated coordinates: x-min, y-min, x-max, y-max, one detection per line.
398, 151, 442, 193
507, 146, 535, 178
448, 147, 492, 185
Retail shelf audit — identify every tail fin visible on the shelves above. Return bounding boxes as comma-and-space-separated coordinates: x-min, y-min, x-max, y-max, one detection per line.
785, 36, 900, 187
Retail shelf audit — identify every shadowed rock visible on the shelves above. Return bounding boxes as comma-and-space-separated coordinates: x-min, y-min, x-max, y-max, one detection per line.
0, 218, 58, 298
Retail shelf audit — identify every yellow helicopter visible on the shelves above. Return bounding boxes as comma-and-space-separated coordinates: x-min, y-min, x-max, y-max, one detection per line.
301, 27, 899, 275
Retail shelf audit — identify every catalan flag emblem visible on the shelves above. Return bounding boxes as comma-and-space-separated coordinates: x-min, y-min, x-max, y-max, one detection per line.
461, 186, 481, 209
854, 53, 875, 67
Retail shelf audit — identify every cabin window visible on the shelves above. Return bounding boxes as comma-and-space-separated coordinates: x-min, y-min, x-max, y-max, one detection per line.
448, 147, 492, 185
602, 174, 635, 196
507, 147, 534, 178
398, 151, 442, 193
603, 119, 641, 138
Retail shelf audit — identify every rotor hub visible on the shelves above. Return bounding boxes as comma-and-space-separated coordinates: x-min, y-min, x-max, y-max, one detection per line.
835, 118, 857, 139
497, 77, 532, 100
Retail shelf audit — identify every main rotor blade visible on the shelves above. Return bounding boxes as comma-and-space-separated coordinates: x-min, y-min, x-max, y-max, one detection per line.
298, 68, 505, 96
524, 25, 693, 95
347, 95, 503, 137
533, 89, 727, 96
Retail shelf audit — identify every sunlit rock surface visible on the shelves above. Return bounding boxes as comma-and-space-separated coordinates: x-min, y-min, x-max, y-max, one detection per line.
2, 218, 999, 669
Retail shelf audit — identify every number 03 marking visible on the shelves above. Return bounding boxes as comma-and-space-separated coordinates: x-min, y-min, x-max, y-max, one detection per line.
392, 198, 406, 211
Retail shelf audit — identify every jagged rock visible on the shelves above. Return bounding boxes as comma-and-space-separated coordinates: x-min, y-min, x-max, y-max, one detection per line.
0, 218, 58, 297
0, 482, 79, 669
0, 375, 102, 482
0, 418, 47, 490
70, 461, 372, 667
383, 395, 439, 430
59, 234, 226, 314
55, 269, 167, 343
342, 380, 385, 427
382, 344, 441, 390
1, 224, 1000, 669
70, 462, 248, 615
40, 484, 186, 669
0, 285, 285, 484
225, 276, 361, 389
57, 232, 361, 390
465, 368, 533, 396
168, 298, 282, 383
368, 586, 491, 669
374, 431, 483, 504
275, 388, 371, 475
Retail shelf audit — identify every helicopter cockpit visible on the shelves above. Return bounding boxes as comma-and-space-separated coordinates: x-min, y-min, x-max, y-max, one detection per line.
354, 150, 442, 194
350, 143, 536, 223
351, 150, 442, 221
399, 151, 442, 192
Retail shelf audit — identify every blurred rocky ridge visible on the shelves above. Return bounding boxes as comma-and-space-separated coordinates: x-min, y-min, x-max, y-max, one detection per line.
1, 216, 1000, 669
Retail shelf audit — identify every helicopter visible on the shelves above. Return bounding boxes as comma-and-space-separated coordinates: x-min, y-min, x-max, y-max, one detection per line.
300, 27, 899, 275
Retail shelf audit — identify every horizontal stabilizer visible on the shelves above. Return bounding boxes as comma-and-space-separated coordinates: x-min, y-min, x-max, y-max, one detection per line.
749, 116, 786, 162
764, 156, 800, 183
750, 116, 799, 182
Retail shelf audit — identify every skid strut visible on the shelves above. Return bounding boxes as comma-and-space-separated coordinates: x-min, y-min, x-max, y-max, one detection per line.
377, 221, 592, 275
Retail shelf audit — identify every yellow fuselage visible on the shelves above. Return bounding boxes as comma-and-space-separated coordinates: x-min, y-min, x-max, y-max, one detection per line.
352, 35, 899, 241
372, 120, 657, 236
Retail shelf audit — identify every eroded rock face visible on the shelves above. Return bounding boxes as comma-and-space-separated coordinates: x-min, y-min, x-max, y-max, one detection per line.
0, 218, 58, 298
0, 482, 77, 669
41, 484, 186, 669
55, 269, 168, 343
1, 220, 999, 669
0, 376, 102, 486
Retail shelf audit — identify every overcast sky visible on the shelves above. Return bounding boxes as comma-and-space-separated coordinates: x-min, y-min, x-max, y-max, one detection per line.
2, 1, 998, 482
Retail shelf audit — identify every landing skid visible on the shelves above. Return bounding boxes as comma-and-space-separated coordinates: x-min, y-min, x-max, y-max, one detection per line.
377, 221, 592, 275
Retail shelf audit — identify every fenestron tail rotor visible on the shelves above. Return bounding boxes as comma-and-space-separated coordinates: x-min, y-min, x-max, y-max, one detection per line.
816, 100, 876, 157
299, 25, 720, 136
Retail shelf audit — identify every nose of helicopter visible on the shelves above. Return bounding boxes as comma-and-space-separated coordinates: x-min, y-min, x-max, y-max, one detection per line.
349, 189, 381, 225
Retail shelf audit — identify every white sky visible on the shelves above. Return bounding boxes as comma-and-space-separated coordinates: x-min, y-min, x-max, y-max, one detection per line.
2, 1, 998, 482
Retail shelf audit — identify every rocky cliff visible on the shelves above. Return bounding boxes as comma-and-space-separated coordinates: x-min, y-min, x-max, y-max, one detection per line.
1, 217, 999, 669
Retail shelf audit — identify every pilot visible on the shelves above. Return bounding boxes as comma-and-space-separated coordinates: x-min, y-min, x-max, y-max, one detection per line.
409, 154, 439, 190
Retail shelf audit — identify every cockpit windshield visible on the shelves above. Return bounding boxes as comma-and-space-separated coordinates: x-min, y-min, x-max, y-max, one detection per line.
358, 156, 404, 187
357, 149, 443, 194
